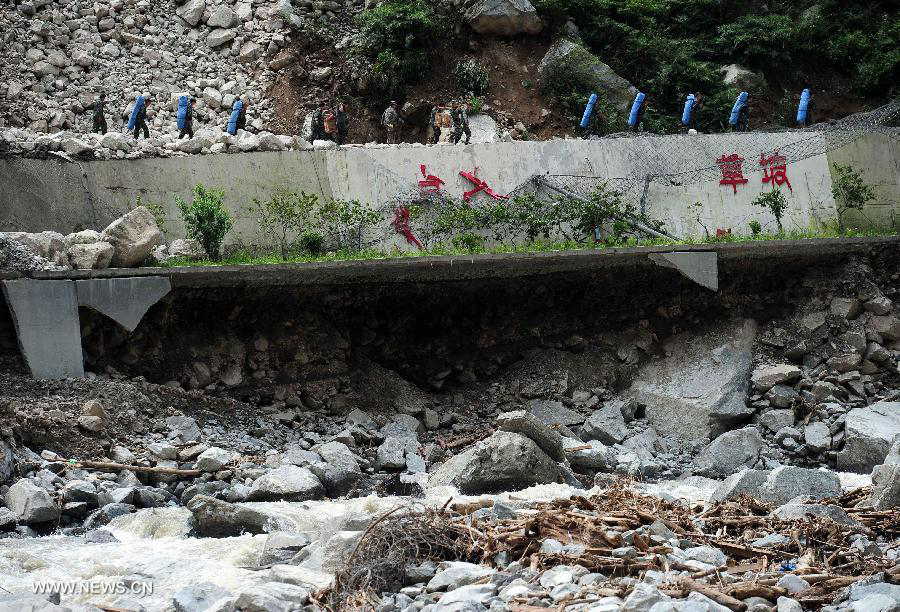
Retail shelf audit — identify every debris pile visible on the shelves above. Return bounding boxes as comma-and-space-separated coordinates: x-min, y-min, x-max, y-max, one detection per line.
321, 481, 900, 611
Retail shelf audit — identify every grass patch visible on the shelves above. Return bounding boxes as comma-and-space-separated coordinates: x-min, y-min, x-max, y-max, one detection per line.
156, 226, 897, 268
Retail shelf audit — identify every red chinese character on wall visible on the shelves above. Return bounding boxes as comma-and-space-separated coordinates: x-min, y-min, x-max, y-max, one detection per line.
418, 164, 445, 193
759, 150, 792, 192
391, 206, 422, 249
459, 167, 509, 203
716, 153, 749, 194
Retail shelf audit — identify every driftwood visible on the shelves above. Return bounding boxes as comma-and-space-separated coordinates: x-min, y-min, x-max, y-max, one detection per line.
679, 577, 747, 612
56, 459, 202, 478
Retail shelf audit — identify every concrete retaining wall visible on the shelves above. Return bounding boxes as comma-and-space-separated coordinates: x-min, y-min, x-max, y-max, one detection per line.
1, 131, 897, 246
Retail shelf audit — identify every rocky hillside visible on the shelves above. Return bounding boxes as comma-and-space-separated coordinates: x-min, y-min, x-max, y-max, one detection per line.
3, 0, 895, 150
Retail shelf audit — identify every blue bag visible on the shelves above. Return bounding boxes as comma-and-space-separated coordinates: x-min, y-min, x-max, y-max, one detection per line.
627, 92, 646, 127
580, 93, 598, 128
796, 88, 811, 124
127, 95, 145, 130
681, 94, 696, 126
227, 99, 243, 135
177, 95, 189, 130
729, 91, 748, 126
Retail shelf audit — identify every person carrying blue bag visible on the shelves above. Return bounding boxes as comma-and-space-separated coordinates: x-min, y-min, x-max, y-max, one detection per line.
729, 91, 750, 132
628, 92, 647, 132
796, 88, 813, 127
177, 96, 195, 139
227, 98, 246, 135
127, 95, 150, 139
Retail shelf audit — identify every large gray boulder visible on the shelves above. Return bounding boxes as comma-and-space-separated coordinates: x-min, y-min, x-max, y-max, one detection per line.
247, 466, 324, 501
188, 495, 282, 537
100, 206, 164, 267
838, 402, 900, 473
757, 466, 841, 506
627, 319, 757, 441
308, 441, 362, 495
496, 410, 564, 460
4, 478, 59, 523
692, 427, 765, 479
465, 0, 543, 36
709, 468, 769, 503
870, 436, 900, 509
67, 241, 113, 270
538, 39, 637, 111
581, 403, 627, 446
176, 0, 206, 26
427, 431, 563, 493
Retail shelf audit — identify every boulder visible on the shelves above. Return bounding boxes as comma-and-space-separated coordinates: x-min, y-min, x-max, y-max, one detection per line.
206, 5, 236, 28
196, 447, 234, 472
167, 239, 207, 260
247, 465, 324, 501
627, 319, 757, 441
566, 439, 614, 471
4, 478, 59, 523
838, 402, 900, 473
308, 441, 362, 495
64, 229, 102, 247
757, 466, 841, 506
870, 436, 900, 509
538, 38, 637, 111
9, 231, 65, 260
427, 431, 563, 493
465, 0, 543, 36
176, 0, 206, 26
710, 468, 769, 503
581, 403, 628, 446
233, 582, 309, 612
772, 501, 861, 527
751, 363, 801, 392
172, 582, 233, 612
100, 206, 164, 267
207, 28, 237, 48
496, 410, 564, 460
692, 427, 764, 479
67, 241, 113, 270
188, 495, 282, 537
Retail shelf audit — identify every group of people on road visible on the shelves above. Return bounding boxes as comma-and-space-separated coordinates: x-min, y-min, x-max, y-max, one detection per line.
309, 100, 349, 145
87, 92, 248, 140
380, 99, 473, 145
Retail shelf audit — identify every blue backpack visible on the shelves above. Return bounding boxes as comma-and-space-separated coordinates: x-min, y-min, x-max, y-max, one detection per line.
127, 95, 145, 130
681, 94, 696, 126
227, 100, 244, 135
627, 92, 646, 127
580, 93, 598, 128
177, 95, 189, 130
729, 91, 749, 126
796, 88, 811, 124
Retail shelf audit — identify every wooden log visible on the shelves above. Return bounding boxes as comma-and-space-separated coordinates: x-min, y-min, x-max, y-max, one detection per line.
679, 578, 748, 612
62, 459, 202, 477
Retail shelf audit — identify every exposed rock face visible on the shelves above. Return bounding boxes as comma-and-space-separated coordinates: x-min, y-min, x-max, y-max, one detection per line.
628, 319, 757, 441
538, 39, 637, 111
838, 402, 900, 473
465, 0, 543, 36
427, 431, 563, 493
100, 206, 164, 268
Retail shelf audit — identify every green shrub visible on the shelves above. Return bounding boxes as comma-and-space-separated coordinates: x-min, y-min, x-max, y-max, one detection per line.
453, 59, 490, 95
751, 189, 788, 234
175, 184, 233, 261
831, 163, 876, 232
452, 232, 486, 252
249, 187, 318, 259
299, 231, 325, 256
468, 96, 484, 115
320, 198, 381, 252
355, 0, 438, 90
567, 183, 635, 245
748, 219, 762, 236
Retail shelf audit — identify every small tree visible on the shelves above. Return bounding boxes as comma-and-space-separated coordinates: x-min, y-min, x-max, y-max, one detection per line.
319, 199, 381, 252
175, 184, 233, 261
751, 189, 788, 234
568, 183, 633, 245
250, 187, 318, 259
831, 163, 876, 233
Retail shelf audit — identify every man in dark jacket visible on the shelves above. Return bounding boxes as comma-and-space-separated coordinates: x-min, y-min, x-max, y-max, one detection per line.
133, 98, 150, 139
179, 98, 196, 139
311, 100, 326, 141
451, 101, 471, 145
236, 98, 247, 132
91, 93, 107, 135
336, 103, 348, 145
